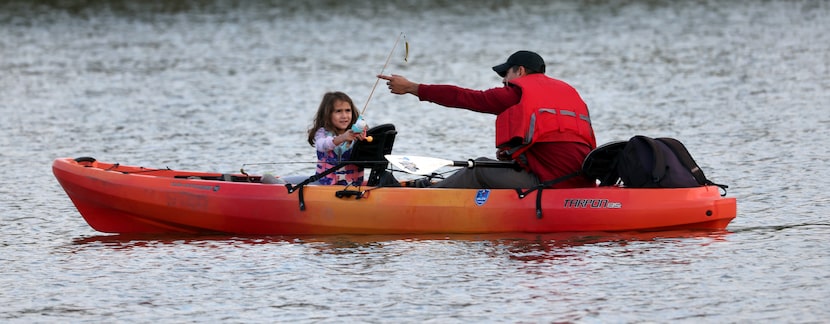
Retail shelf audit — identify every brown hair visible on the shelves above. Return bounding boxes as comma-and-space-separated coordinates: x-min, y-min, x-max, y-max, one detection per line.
307, 92, 359, 146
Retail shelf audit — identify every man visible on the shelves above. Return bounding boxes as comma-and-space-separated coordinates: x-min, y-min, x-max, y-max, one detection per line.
378, 50, 597, 189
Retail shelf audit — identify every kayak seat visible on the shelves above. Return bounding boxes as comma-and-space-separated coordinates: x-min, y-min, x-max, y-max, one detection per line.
350, 123, 397, 186
582, 140, 627, 186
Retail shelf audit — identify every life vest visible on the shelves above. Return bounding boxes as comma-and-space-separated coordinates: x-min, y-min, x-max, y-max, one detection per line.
495, 74, 597, 161
315, 136, 364, 186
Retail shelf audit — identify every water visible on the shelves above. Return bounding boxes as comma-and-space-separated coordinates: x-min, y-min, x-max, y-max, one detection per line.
2, 0, 829, 322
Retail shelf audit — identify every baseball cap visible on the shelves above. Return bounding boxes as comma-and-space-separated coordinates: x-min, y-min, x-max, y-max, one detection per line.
492, 50, 546, 77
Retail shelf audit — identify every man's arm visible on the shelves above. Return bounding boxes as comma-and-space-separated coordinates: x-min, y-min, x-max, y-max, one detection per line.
378, 74, 521, 114
418, 84, 521, 115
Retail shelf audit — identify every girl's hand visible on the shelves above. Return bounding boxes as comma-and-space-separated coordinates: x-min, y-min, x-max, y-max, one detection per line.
354, 125, 370, 141
334, 131, 354, 145
335, 130, 366, 145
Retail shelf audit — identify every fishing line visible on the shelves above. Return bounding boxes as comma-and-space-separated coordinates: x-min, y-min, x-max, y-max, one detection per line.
361, 32, 408, 115
239, 160, 405, 175
110, 166, 176, 174
241, 160, 408, 168
241, 162, 320, 167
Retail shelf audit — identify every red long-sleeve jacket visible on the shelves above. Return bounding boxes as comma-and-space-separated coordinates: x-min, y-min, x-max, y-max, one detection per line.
417, 79, 596, 188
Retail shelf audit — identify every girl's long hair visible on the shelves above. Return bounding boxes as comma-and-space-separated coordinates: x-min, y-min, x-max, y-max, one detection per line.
307, 92, 359, 146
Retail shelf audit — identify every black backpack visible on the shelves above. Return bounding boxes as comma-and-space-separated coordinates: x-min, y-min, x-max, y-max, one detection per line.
582, 135, 727, 191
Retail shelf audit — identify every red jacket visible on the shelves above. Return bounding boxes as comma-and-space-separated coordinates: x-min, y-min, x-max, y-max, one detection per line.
496, 74, 596, 153
418, 77, 597, 188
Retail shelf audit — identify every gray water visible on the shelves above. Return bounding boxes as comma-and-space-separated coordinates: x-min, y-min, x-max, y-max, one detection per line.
2, 0, 829, 322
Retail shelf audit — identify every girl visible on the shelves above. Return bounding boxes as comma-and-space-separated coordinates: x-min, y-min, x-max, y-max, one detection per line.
307, 92, 367, 186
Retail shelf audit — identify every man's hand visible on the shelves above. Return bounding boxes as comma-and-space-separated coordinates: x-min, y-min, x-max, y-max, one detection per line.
378, 74, 419, 96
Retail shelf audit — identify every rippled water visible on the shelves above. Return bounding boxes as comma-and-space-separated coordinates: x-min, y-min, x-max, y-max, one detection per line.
2, 0, 829, 322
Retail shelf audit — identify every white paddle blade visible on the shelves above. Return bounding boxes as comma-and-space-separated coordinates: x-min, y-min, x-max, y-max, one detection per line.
385, 155, 453, 175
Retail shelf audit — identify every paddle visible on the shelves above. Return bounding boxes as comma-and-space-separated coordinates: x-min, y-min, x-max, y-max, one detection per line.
384, 155, 517, 175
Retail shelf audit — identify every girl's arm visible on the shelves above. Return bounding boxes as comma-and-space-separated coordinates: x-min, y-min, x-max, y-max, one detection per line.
314, 128, 336, 153
315, 128, 364, 153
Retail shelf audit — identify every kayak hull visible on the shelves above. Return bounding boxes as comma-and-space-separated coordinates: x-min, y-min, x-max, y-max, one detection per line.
53, 157, 737, 235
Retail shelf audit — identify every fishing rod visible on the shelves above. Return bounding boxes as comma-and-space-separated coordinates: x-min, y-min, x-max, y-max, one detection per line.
361, 32, 408, 116
350, 32, 408, 142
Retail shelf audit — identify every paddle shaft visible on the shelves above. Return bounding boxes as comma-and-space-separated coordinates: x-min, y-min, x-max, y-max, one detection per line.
449, 159, 518, 169
385, 155, 518, 175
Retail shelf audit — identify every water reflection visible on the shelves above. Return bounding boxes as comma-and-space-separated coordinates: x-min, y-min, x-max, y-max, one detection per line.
728, 223, 830, 233
495, 230, 731, 262
68, 229, 731, 255
68, 233, 293, 251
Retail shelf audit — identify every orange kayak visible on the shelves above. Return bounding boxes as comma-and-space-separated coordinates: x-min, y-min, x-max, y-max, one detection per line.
52, 157, 736, 235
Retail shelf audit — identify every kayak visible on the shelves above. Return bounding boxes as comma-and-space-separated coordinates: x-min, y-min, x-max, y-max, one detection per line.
52, 157, 736, 235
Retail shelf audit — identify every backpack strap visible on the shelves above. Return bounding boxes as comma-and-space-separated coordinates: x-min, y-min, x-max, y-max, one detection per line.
632, 136, 667, 183
655, 137, 706, 184
656, 137, 730, 195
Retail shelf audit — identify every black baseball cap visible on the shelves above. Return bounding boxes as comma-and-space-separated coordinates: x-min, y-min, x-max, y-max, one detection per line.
492, 50, 546, 77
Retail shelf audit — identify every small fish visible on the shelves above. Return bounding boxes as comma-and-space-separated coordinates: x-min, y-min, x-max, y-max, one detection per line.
404, 36, 409, 63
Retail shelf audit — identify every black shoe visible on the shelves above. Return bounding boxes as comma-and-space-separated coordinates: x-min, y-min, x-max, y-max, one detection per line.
409, 178, 431, 188
376, 171, 401, 187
